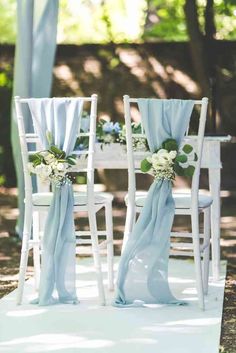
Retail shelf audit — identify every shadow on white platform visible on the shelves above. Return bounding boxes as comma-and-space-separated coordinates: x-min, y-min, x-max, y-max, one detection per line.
0, 258, 226, 353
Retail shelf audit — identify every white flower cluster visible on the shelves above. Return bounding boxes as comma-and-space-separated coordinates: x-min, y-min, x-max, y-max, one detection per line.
132, 137, 148, 152
147, 149, 177, 181
28, 151, 71, 184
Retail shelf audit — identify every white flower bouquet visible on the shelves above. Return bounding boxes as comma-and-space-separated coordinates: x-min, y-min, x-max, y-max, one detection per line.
28, 145, 77, 185
141, 138, 197, 181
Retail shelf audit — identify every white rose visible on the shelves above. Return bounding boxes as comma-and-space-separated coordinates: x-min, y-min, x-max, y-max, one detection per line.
28, 162, 35, 173
104, 134, 113, 143
151, 153, 159, 162
44, 153, 56, 164
57, 163, 66, 171
41, 165, 52, 177
153, 161, 164, 170
157, 149, 169, 158
169, 150, 177, 159
157, 156, 169, 166
35, 164, 44, 174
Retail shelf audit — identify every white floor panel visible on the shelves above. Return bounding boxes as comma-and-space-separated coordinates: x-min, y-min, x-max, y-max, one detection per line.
0, 258, 226, 353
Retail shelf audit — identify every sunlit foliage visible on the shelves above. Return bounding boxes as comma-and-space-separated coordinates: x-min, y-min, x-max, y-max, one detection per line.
0, 0, 16, 43
0, 0, 235, 44
144, 0, 236, 41
58, 0, 146, 43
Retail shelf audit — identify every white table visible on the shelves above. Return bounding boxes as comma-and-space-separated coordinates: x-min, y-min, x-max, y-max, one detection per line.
93, 136, 231, 281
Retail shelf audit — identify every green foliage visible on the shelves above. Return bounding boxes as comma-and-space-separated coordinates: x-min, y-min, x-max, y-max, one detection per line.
58, 0, 146, 44
30, 146, 77, 168
143, 0, 187, 41
49, 146, 66, 158
162, 138, 178, 152
0, 0, 16, 44
175, 154, 187, 163
182, 144, 193, 154
183, 165, 195, 177
1, 0, 236, 43
173, 162, 185, 176
143, 0, 236, 41
131, 122, 143, 134
140, 138, 196, 180
141, 158, 152, 172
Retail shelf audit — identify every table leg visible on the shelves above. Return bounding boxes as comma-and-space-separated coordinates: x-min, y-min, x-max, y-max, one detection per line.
209, 167, 221, 281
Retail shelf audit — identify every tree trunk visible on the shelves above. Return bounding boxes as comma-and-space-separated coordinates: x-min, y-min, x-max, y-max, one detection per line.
205, 0, 216, 40
184, 0, 210, 98
205, 0, 217, 132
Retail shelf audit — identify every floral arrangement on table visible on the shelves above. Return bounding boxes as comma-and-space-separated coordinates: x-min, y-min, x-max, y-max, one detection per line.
73, 118, 197, 181
74, 114, 149, 152
96, 120, 122, 145
95, 120, 149, 151
28, 132, 77, 185
140, 138, 197, 180
130, 122, 149, 151
74, 116, 122, 151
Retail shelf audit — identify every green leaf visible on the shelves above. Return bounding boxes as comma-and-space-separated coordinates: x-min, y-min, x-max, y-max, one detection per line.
131, 122, 142, 134
33, 159, 42, 167
140, 159, 152, 173
67, 157, 77, 165
182, 144, 193, 154
29, 154, 40, 162
46, 130, 53, 145
99, 119, 107, 124
175, 154, 187, 163
173, 163, 185, 176
194, 153, 198, 161
184, 165, 195, 177
50, 145, 64, 156
162, 138, 178, 152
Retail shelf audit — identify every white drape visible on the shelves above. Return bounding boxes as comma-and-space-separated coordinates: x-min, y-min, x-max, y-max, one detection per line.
12, 0, 59, 236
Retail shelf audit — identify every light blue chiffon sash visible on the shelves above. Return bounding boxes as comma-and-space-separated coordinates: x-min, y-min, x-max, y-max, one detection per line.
114, 99, 195, 307
28, 98, 83, 305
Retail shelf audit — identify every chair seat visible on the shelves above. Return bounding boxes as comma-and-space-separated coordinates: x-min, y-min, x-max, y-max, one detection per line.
32, 191, 113, 207
125, 191, 213, 209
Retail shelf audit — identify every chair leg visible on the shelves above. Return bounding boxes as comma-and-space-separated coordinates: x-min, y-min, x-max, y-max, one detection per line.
122, 203, 136, 253
32, 210, 41, 291
191, 212, 205, 310
203, 208, 210, 295
105, 202, 114, 291
16, 204, 32, 305
88, 208, 106, 305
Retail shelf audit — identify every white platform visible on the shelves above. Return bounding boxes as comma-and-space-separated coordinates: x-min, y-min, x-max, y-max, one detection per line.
0, 258, 226, 353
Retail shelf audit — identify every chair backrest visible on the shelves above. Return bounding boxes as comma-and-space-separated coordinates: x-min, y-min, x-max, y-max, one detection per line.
123, 95, 208, 211
14, 95, 98, 201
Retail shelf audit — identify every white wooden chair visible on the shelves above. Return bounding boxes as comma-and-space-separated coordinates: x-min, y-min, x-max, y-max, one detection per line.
123, 95, 211, 310
15, 94, 114, 306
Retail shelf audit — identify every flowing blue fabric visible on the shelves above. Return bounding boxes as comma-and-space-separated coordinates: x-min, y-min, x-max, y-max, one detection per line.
28, 98, 84, 305
114, 99, 194, 307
